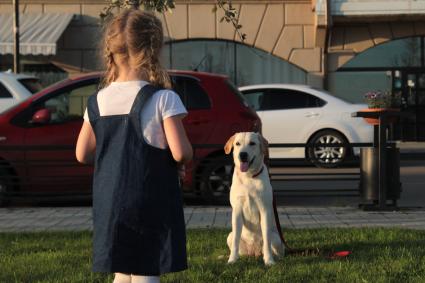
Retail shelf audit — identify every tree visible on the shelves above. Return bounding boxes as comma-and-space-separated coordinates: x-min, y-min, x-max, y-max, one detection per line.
101, 0, 246, 41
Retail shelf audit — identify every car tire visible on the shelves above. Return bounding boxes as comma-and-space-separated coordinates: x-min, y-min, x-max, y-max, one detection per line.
199, 155, 233, 205
0, 168, 12, 207
307, 130, 348, 168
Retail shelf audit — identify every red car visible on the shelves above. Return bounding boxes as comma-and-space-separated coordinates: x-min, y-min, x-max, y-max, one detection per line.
0, 71, 260, 205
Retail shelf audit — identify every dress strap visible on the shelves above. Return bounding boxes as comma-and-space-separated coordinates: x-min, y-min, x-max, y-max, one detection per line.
130, 84, 161, 115
129, 84, 162, 142
87, 92, 100, 122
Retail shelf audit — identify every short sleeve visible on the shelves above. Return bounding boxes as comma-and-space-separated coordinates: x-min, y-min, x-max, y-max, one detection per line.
83, 108, 89, 121
158, 90, 188, 120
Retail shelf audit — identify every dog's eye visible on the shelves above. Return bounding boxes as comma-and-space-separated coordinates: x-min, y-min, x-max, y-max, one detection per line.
249, 142, 256, 146
235, 142, 241, 146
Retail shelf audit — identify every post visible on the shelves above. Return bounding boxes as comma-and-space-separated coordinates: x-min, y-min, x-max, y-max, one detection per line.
13, 0, 20, 74
378, 112, 387, 209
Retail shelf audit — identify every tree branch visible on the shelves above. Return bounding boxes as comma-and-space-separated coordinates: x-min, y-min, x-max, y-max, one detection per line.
101, 0, 245, 41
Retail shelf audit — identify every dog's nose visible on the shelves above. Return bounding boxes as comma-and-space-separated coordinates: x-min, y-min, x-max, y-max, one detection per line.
239, 152, 248, 162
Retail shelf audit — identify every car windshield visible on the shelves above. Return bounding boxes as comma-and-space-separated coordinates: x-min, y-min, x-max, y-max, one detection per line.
18, 78, 43, 94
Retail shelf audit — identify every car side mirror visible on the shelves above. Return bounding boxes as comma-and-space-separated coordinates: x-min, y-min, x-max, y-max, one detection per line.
31, 108, 51, 124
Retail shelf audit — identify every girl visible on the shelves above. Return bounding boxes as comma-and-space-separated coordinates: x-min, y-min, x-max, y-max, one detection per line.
76, 9, 192, 283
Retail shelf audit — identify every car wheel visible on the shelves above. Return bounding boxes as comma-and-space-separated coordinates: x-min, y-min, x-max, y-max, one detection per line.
307, 130, 348, 168
0, 168, 12, 207
199, 155, 233, 204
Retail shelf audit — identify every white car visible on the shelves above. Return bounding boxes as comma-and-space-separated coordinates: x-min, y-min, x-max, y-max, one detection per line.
0, 71, 42, 113
239, 84, 373, 168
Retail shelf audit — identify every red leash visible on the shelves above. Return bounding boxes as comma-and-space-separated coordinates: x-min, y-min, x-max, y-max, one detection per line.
266, 157, 351, 258
272, 191, 351, 258
272, 193, 319, 256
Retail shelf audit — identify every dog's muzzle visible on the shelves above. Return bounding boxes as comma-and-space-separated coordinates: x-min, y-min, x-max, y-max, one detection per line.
239, 152, 248, 162
239, 152, 255, 172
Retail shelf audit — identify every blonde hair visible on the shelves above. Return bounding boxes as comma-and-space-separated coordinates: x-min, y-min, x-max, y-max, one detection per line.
100, 9, 171, 88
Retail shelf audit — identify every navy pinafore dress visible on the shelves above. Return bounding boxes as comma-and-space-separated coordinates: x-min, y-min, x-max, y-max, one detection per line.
87, 85, 187, 276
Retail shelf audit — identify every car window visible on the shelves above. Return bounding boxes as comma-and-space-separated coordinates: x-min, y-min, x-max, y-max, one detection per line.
18, 78, 43, 94
243, 90, 265, 111
0, 82, 13, 98
260, 89, 325, 110
40, 83, 98, 124
172, 76, 211, 110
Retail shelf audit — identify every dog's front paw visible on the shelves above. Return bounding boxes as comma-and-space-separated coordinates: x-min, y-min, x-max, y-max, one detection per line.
227, 254, 239, 264
264, 257, 276, 266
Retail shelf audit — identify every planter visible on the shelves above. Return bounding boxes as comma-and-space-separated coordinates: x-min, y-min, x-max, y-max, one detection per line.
361, 108, 400, 125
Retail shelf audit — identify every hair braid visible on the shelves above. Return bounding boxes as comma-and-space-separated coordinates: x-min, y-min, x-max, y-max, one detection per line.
102, 46, 116, 87
100, 10, 171, 89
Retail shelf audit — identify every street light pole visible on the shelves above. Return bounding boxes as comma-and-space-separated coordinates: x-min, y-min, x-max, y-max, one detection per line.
13, 0, 20, 73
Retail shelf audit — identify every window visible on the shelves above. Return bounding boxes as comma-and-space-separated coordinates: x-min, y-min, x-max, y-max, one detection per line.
18, 78, 43, 94
260, 89, 324, 110
236, 44, 307, 86
39, 82, 97, 123
329, 72, 392, 103
343, 37, 422, 68
172, 76, 211, 110
167, 40, 307, 86
243, 90, 265, 111
331, 36, 425, 103
0, 83, 12, 98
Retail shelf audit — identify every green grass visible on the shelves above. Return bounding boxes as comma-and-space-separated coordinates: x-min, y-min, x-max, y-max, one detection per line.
1, 228, 425, 282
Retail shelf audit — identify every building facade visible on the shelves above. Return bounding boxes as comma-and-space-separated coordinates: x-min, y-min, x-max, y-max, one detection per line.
1, 0, 425, 113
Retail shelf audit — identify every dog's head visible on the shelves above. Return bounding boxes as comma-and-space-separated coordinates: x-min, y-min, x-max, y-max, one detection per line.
224, 132, 268, 173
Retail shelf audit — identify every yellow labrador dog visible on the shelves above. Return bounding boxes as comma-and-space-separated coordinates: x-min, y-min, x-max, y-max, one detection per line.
225, 132, 285, 265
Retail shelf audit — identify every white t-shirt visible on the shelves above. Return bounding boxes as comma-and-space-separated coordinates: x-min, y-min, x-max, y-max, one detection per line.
83, 80, 187, 149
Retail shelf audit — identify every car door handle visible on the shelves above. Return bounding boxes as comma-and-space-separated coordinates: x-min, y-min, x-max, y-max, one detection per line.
186, 118, 209, 125
304, 112, 320, 118
0, 136, 6, 142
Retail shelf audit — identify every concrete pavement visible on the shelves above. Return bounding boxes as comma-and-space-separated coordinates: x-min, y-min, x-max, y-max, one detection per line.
0, 206, 425, 232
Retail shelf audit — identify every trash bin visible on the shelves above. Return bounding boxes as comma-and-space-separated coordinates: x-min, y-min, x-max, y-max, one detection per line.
359, 147, 402, 202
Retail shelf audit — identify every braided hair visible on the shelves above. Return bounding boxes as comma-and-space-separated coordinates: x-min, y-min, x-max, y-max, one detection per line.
100, 9, 171, 88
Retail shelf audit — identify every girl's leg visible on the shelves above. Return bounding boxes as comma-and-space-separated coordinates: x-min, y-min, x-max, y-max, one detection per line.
113, 273, 132, 283
131, 275, 160, 283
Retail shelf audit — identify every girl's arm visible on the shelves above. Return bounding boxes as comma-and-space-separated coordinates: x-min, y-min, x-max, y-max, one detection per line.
164, 114, 193, 164
76, 121, 96, 164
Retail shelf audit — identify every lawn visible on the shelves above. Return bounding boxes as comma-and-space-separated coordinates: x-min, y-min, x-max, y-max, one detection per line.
0, 228, 424, 282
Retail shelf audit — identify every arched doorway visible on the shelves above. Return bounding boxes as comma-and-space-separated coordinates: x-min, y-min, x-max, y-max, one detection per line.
328, 36, 425, 141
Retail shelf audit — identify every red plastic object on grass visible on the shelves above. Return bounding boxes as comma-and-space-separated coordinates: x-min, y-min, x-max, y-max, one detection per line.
327, 250, 352, 259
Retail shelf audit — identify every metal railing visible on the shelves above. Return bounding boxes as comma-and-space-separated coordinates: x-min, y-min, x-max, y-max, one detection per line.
0, 141, 423, 201
191, 142, 376, 199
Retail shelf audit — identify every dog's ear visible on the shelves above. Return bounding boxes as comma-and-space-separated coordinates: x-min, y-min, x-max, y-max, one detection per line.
259, 134, 269, 156
224, 134, 236, 155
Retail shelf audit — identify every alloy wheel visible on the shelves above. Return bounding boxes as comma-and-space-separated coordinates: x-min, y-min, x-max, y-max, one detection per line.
313, 134, 346, 165
207, 164, 233, 197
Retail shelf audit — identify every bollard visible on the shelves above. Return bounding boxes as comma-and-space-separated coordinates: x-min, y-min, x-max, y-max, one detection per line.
359, 147, 401, 206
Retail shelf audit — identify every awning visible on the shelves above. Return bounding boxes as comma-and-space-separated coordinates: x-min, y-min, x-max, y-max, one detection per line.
0, 13, 74, 56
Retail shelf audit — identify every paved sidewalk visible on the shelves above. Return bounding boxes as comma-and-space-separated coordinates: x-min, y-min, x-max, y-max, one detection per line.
1, 206, 425, 232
